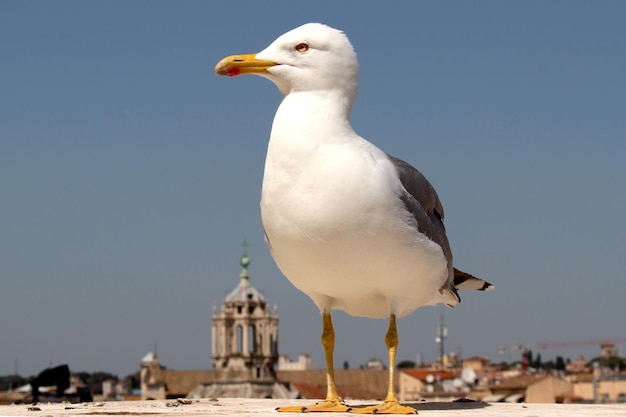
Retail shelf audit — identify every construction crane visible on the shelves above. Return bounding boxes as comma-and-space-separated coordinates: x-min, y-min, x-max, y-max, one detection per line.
498, 338, 626, 373
534, 338, 626, 350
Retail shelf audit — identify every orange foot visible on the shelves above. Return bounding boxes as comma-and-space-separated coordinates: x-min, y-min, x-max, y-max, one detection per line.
348, 400, 417, 415
276, 399, 351, 413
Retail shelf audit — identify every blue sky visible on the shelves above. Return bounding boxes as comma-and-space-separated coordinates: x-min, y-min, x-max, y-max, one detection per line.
1, 1, 625, 378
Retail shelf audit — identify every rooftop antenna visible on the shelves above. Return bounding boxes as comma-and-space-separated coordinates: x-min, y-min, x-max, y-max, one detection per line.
436, 313, 447, 367
9, 358, 18, 391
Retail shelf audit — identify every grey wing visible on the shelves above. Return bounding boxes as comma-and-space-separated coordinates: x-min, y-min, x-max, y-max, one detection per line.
388, 155, 493, 305
387, 154, 456, 293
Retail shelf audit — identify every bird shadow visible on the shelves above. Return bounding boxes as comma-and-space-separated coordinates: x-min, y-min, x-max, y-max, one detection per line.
349, 400, 490, 413
411, 400, 491, 411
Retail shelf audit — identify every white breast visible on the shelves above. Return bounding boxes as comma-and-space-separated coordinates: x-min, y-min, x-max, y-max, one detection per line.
260, 96, 449, 318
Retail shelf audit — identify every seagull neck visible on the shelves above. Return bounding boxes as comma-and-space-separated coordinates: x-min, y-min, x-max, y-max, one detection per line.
274, 90, 355, 139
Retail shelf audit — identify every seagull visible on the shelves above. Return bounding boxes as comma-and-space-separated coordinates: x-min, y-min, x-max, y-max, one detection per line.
215, 23, 493, 414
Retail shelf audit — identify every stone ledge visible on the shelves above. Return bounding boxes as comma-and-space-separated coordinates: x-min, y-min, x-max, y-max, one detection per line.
1, 398, 625, 417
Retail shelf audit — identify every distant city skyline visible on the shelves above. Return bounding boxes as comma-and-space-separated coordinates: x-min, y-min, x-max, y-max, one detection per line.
3, 265, 622, 378
2, 1, 625, 378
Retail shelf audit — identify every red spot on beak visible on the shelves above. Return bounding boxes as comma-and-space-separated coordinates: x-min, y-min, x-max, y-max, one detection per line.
226, 67, 241, 77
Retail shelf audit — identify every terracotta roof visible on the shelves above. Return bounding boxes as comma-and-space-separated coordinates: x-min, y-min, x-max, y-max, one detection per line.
278, 370, 390, 400
400, 369, 457, 382
289, 381, 381, 401
290, 382, 325, 400
490, 375, 542, 393
338, 385, 381, 401
162, 370, 215, 397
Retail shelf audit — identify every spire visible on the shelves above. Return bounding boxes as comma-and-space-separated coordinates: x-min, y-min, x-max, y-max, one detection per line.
239, 239, 251, 287
224, 240, 265, 303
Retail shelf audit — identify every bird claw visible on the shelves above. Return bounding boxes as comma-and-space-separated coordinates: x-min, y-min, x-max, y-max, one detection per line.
348, 401, 417, 414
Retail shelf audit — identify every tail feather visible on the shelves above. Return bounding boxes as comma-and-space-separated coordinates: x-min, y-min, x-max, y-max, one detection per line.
453, 268, 494, 291
437, 268, 493, 308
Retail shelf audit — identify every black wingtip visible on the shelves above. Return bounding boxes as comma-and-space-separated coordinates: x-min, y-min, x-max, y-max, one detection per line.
453, 267, 494, 291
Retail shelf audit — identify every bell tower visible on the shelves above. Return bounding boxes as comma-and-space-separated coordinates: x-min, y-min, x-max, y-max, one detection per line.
211, 243, 279, 382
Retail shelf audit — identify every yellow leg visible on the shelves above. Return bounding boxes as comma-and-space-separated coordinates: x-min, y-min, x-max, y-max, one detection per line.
276, 312, 350, 413
349, 315, 416, 414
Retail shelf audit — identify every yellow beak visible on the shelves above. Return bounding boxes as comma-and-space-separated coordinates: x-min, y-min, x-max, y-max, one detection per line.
214, 53, 277, 77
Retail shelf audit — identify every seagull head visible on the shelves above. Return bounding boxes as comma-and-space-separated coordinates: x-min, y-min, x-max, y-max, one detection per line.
215, 23, 359, 99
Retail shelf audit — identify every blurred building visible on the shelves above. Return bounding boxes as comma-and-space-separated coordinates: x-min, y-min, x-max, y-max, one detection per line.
140, 351, 165, 400
188, 249, 297, 399
278, 354, 314, 371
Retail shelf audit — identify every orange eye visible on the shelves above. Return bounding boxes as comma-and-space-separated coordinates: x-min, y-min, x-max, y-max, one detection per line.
295, 43, 310, 53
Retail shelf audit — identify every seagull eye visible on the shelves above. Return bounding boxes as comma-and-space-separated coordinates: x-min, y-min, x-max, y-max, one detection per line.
295, 43, 310, 53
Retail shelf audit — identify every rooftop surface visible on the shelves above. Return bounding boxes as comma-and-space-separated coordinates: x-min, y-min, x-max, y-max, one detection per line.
1, 399, 626, 417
